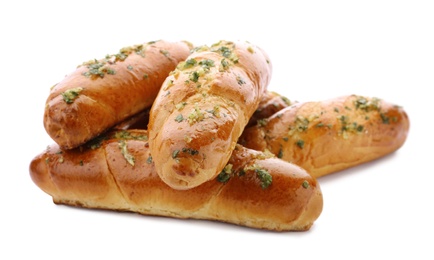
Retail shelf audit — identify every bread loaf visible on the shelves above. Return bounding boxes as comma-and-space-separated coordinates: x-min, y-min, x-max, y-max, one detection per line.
44, 40, 192, 149
240, 95, 410, 178
148, 40, 272, 190
29, 129, 323, 231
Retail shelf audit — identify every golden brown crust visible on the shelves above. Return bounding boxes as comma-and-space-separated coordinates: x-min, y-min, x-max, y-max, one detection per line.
29, 130, 322, 231
148, 40, 272, 190
44, 40, 192, 150
240, 95, 410, 178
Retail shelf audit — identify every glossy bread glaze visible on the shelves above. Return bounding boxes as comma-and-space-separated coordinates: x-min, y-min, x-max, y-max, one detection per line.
148, 40, 272, 190
29, 130, 323, 231
240, 95, 410, 178
44, 40, 192, 149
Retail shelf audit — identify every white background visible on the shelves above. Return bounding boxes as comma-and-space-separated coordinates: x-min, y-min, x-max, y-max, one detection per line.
1, 0, 433, 259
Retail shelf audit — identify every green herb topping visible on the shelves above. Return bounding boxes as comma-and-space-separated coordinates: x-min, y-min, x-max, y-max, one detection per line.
198, 59, 215, 70
183, 58, 197, 69
113, 130, 148, 141
206, 105, 221, 118
257, 119, 268, 127
81, 59, 116, 78
217, 163, 273, 189
119, 140, 135, 166
147, 155, 153, 164
220, 59, 230, 71
288, 115, 310, 135
79, 43, 151, 79
181, 147, 199, 156
296, 139, 305, 149
210, 41, 239, 63
242, 164, 273, 189
172, 150, 180, 159
187, 104, 205, 125
281, 96, 292, 106
255, 167, 272, 189
160, 50, 170, 57
380, 113, 397, 124
337, 115, 365, 139
189, 71, 200, 82
175, 114, 184, 123
175, 102, 187, 110
217, 164, 233, 183
61, 87, 83, 104
354, 96, 381, 112
236, 76, 246, 85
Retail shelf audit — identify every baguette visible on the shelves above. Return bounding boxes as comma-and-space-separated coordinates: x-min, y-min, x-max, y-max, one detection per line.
148, 40, 272, 190
29, 130, 323, 231
239, 95, 410, 178
44, 40, 192, 150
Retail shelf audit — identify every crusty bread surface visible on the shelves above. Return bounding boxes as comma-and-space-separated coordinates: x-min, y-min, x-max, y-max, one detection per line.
148, 40, 272, 190
44, 40, 192, 150
240, 95, 410, 178
30, 129, 323, 231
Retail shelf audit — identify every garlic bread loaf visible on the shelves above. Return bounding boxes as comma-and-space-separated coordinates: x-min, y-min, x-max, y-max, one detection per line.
148, 40, 272, 190
240, 95, 410, 178
29, 130, 323, 231
44, 40, 192, 149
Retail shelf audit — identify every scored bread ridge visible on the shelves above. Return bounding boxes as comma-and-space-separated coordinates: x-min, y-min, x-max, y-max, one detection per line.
29, 129, 323, 232
44, 40, 193, 150
148, 40, 273, 190
240, 94, 410, 178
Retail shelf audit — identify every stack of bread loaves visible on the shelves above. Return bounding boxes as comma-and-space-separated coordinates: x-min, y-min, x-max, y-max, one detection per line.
29, 40, 409, 231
